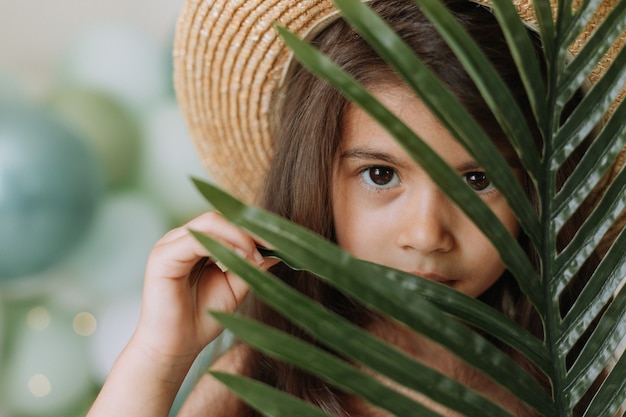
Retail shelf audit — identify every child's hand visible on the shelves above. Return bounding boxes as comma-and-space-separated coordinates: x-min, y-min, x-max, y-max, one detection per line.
86, 211, 271, 417
130, 211, 272, 367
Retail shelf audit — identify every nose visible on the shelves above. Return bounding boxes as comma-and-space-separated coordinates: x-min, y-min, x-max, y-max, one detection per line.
395, 183, 454, 254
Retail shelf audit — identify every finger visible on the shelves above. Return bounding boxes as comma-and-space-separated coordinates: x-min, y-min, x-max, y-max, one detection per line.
147, 212, 265, 283
190, 248, 280, 289
157, 226, 188, 244
197, 270, 250, 312
186, 212, 264, 264
224, 271, 250, 308
188, 257, 211, 287
147, 232, 214, 282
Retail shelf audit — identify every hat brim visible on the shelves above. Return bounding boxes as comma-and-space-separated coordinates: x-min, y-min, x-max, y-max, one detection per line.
174, 0, 337, 203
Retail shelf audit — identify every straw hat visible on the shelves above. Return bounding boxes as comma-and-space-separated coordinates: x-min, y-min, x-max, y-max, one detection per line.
173, 0, 625, 206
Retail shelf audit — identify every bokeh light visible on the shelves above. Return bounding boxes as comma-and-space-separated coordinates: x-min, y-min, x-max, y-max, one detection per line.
0, 303, 93, 416
26, 306, 51, 330
73, 312, 98, 337
28, 375, 52, 398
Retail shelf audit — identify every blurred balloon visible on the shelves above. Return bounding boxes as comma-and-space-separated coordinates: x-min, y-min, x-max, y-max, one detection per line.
0, 298, 4, 361
139, 101, 209, 222
0, 104, 103, 281
58, 23, 169, 113
47, 88, 142, 188
61, 191, 170, 302
89, 295, 141, 383
0, 303, 94, 416
0, 258, 83, 301
0, 69, 27, 106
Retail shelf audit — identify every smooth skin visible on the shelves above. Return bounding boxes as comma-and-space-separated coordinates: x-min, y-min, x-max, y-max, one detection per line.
333, 85, 521, 298
87, 84, 522, 417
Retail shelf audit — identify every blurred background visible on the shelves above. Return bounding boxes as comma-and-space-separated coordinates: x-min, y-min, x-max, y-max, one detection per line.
0, 1, 213, 415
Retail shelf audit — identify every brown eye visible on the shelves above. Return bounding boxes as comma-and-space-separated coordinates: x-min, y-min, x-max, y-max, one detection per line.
361, 166, 400, 188
464, 172, 493, 192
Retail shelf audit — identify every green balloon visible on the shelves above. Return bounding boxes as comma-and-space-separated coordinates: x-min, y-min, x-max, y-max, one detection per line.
47, 88, 141, 188
0, 104, 103, 281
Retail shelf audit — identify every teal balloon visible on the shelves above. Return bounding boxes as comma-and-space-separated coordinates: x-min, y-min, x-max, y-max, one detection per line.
0, 104, 103, 281
0, 69, 27, 107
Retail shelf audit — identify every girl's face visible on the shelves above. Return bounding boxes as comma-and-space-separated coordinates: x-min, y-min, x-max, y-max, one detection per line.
332, 85, 521, 298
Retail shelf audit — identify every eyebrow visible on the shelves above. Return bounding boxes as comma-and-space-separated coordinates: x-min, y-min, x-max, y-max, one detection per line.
340, 147, 484, 172
339, 148, 405, 166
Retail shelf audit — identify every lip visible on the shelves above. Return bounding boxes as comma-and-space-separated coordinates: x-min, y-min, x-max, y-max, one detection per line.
412, 271, 457, 286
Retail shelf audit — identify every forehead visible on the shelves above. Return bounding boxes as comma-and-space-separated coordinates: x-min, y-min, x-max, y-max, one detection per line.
342, 81, 441, 134
341, 84, 447, 143
339, 84, 475, 167
339, 81, 520, 168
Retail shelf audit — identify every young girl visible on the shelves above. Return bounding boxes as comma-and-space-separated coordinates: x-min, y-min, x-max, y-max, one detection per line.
87, 0, 622, 416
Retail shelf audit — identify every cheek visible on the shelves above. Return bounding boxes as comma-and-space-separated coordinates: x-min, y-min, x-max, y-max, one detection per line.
498, 203, 521, 240
459, 234, 507, 298
332, 189, 389, 260
332, 177, 356, 250
333, 200, 368, 254
464, 203, 519, 297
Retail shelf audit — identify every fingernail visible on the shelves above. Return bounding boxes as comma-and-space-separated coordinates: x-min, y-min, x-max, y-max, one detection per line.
234, 248, 264, 266
215, 261, 229, 272
252, 250, 265, 265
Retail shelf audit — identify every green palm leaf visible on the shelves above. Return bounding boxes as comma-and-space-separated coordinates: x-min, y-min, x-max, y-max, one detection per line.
210, 372, 335, 417
189, 0, 625, 415
191, 182, 553, 415
192, 179, 551, 374
192, 231, 522, 416
210, 312, 495, 417
557, 0, 626, 105
552, 98, 626, 233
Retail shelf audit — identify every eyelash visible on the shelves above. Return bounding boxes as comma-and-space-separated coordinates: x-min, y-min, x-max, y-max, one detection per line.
358, 165, 400, 190
358, 166, 496, 194
463, 171, 495, 194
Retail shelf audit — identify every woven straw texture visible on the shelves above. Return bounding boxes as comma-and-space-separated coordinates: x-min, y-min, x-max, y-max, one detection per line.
173, 0, 625, 205
174, 0, 335, 203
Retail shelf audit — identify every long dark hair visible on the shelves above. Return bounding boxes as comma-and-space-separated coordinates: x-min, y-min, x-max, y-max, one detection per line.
238, 0, 602, 415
